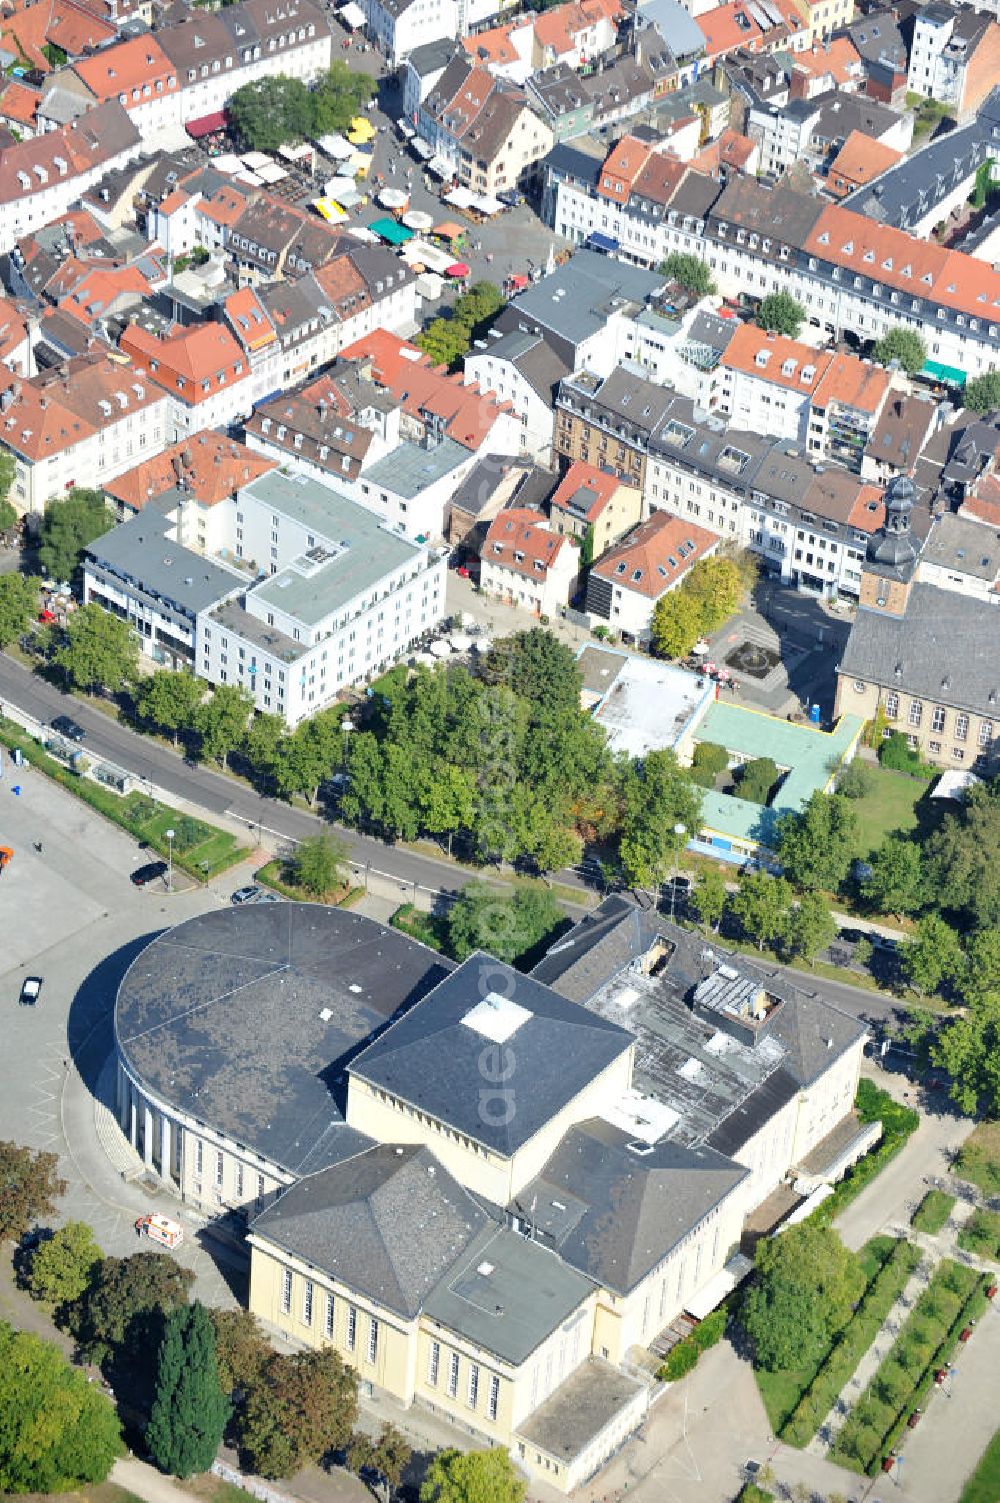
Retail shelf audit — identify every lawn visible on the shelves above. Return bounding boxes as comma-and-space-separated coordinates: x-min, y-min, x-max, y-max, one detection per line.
961, 1428, 1000, 1503
390, 902, 450, 952
958, 1209, 1000, 1262
955, 1122, 1000, 1197
255, 858, 363, 907
912, 1189, 956, 1235
17, 1487, 143, 1503
851, 765, 925, 859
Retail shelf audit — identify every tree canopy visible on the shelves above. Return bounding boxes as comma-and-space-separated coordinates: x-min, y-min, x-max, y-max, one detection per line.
0, 1140, 65, 1242
862, 833, 925, 917
289, 830, 350, 897
874, 326, 927, 376
775, 791, 860, 892
0, 573, 40, 648
194, 683, 255, 768
420, 1448, 526, 1503
238, 1348, 357, 1478
736, 756, 779, 806
755, 291, 805, 338
39, 489, 113, 583
54, 602, 139, 695
924, 780, 1000, 930
963, 371, 1000, 414
136, 671, 204, 744
659, 251, 716, 297
728, 870, 792, 950
75, 1251, 194, 1362
229, 65, 373, 151
415, 282, 504, 368
146, 1303, 230, 1478
26, 1221, 101, 1310
0, 1322, 123, 1493
650, 553, 755, 659
742, 1223, 865, 1372
618, 749, 702, 889
447, 880, 564, 966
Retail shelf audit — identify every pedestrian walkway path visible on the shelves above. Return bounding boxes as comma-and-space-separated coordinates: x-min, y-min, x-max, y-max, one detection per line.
113, 1456, 201, 1503
810, 1255, 933, 1455
93, 1054, 143, 1181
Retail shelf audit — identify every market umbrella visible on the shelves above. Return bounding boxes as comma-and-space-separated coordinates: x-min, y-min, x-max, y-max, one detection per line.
402, 209, 433, 231
379, 186, 409, 210
446, 262, 470, 277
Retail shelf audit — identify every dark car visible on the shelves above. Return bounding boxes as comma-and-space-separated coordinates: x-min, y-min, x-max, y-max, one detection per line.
19, 976, 42, 1005
50, 714, 85, 742
131, 860, 168, 887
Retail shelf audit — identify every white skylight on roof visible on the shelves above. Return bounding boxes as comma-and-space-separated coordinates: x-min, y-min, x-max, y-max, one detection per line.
461, 992, 532, 1043
600, 1087, 678, 1144
678, 1057, 705, 1081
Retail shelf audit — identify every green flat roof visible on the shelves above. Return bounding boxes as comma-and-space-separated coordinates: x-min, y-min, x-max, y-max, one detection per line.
694, 704, 864, 849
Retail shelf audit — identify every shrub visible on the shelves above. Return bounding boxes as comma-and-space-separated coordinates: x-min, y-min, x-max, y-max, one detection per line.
692, 1306, 727, 1350
911, 1189, 956, 1235
810, 1082, 919, 1228
659, 1340, 699, 1380
958, 1209, 1000, 1261
879, 731, 926, 776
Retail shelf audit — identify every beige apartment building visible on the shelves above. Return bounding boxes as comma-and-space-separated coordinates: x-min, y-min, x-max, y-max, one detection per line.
115, 897, 867, 1493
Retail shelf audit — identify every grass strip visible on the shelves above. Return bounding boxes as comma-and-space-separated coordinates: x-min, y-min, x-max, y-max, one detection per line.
958, 1209, 1000, 1262
912, 1189, 956, 1235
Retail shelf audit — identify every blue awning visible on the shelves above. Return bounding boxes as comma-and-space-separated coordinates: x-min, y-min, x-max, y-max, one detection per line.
586, 231, 619, 253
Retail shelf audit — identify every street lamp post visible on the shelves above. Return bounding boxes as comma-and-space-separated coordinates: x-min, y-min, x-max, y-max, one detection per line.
165, 828, 175, 892
670, 822, 687, 922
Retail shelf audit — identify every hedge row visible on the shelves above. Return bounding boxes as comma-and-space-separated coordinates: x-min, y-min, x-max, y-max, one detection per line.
781, 1238, 923, 1447
811, 1081, 920, 1229
656, 1306, 727, 1382
832, 1259, 988, 1474
912, 1189, 957, 1236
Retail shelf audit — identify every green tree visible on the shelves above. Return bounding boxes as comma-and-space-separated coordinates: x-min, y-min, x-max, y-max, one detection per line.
863, 833, 925, 916
54, 602, 139, 694
741, 1222, 865, 1371
136, 670, 204, 744
775, 791, 860, 892
228, 74, 314, 151
960, 928, 1000, 1007
26, 1221, 101, 1310
238, 1348, 357, 1479
0, 1140, 65, 1242
348, 1424, 413, 1495
420, 1448, 526, 1503
242, 711, 288, 785
649, 586, 704, 658
618, 750, 702, 889
38, 489, 113, 583
693, 867, 727, 931
963, 371, 1000, 414
0, 1322, 123, 1492
729, 870, 792, 950
689, 740, 729, 788
659, 251, 716, 296
737, 757, 779, 806
289, 830, 350, 897
0, 495, 15, 532
415, 317, 470, 368
784, 891, 837, 963
925, 780, 1000, 930
482, 628, 581, 715
901, 913, 965, 996
580, 523, 595, 567
933, 996, 1000, 1117
0, 572, 40, 647
146, 1303, 230, 1478
0, 448, 16, 518
874, 326, 927, 376
194, 682, 254, 768
756, 291, 805, 338
447, 880, 563, 966
311, 60, 375, 135
209, 1308, 271, 1398
835, 758, 875, 799
75, 1251, 194, 1362
273, 709, 341, 807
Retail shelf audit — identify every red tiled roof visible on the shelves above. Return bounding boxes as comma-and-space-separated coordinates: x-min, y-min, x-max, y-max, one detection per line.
551, 460, 629, 522
847, 483, 886, 532
223, 288, 277, 352
811, 350, 890, 414
338, 329, 511, 449
104, 430, 275, 510
72, 35, 177, 102
721, 323, 833, 393
0, 79, 41, 125
0, 351, 163, 462
591, 511, 718, 597
119, 320, 248, 405
826, 129, 902, 198
482, 506, 568, 578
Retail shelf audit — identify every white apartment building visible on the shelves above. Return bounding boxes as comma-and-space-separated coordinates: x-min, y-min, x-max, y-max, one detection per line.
479, 506, 579, 616
0, 355, 169, 516
198, 471, 447, 723
464, 329, 567, 460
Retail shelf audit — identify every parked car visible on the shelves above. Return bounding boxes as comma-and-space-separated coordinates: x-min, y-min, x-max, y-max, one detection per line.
19, 975, 42, 1005
50, 714, 84, 742
131, 860, 168, 887
231, 885, 261, 905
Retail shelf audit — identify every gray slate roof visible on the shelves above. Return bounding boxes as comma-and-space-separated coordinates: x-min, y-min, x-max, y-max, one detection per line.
349, 953, 634, 1157
115, 905, 453, 1175
496, 250, 662, 359
839, 583, 1000, 719
515, 1118, 747, 1295
85, 504, 243, 621
251, 1144, 488, 1317
423, 1224, 593, 1363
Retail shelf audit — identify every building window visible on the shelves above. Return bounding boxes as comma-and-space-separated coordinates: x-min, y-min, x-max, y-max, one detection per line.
303, 1280, 313, 1327
487, 1374, 500, 1421
236, 1162, 244, 1198
257, 1173, 265, 1205
215, 1150, 224, 1188
195, 1139, 203, 1176
979, 719, 994, 748
853, 679, 865, 693
885, 691, 899, 719
325, 1293, 335, 1338
346, 1306, 357, 1351
468, 1364, 479, 1409
281, 1268, 292, 1314
428, 1341, 440, 1387
908, 699, 923, 727
931, 706, 946, 733
447, 1352, 460, 1398
955, 713, 969, 741
367, 1316, 379, 1364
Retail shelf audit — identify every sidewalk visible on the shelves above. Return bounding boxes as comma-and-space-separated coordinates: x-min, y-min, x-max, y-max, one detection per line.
112, 1457, 201, 1503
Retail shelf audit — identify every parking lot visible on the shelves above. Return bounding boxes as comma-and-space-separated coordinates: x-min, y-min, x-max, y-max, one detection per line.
0, 758, 251, 1306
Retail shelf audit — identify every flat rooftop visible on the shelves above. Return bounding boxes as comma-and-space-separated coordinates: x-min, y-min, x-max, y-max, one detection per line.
207, 598, 308, 663
115, 906, 452, 1175
577, 645, 715, 758
244, 471, 427, 626
362, 435, 468, 499
87, 502, 243, 620
514, 1359, 646, 1463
